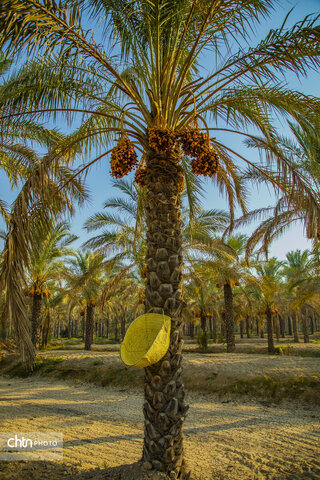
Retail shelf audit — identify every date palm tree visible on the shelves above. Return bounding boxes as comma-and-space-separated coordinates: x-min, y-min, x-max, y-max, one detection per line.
63, 251, 109, 350
2, 1, 320, 476
283, 249, 315, 343
0, 59, 87, 366
233, 119, 320, 261
24, 219, 77, 348
255, 257, 283, 353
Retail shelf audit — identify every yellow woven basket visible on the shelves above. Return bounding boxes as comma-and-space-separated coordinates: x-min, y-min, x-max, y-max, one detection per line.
120, 313, 171, 367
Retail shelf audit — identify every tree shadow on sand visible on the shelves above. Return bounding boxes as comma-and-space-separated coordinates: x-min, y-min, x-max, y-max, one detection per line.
0, 461, 174, 480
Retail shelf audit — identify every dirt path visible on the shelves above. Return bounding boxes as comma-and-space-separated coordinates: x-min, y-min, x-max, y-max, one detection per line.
0, 377, 319, 480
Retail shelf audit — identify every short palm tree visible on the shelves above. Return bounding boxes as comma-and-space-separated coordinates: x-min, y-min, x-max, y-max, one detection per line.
2, 1, 320, 476
283, 249, 314, 343
255, 258, 283, 353
64, 251, 109, 350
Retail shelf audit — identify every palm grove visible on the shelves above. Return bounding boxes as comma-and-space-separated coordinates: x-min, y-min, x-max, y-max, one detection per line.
1, 1, 320, 478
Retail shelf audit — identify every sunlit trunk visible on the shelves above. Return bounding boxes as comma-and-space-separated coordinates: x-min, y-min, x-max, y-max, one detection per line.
142, 151, 189, 479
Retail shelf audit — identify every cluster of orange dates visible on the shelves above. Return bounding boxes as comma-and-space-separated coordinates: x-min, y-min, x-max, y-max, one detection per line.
180, 127, 219, 177
24, 286, 51, 298
110, 126, 219, 183
110, 136, 138, 178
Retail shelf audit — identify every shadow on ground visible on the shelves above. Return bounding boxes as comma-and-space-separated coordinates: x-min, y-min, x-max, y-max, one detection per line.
0, 461, 176, 480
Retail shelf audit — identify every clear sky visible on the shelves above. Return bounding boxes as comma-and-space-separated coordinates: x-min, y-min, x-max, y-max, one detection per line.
1, 0, 319, 259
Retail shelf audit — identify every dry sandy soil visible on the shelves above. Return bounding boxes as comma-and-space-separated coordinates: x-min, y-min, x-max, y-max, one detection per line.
0, 375, 319, 480
40, 348, 320, 382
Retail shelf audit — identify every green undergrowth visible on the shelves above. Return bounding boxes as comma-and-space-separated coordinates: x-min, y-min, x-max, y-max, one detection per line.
1, 355, 319, 405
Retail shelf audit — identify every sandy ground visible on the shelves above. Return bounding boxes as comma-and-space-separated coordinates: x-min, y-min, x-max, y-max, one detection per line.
0, 376, 319, 480
40, 349, 320, 381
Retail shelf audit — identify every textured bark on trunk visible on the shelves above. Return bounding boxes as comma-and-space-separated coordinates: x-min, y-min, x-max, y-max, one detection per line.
288, 316, 292, 336
142, 152, 189, 479
266, 305, 275, 354
240, 320, 244, 338
292, 313, 299, 342
302, 314, 309, 343
245, 315, 250, 338
223, 283, 235, 352
31, 294, 42, 348
85, 304, 94, 350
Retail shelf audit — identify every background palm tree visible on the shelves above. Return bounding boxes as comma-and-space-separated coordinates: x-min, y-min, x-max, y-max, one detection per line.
64, 251, 109, 350
283, 249, 315, 343
255, 258, 283, 353
23, 219, 77, 348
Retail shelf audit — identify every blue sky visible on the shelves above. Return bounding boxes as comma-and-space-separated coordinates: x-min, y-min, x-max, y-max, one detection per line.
1, 0, 320, 259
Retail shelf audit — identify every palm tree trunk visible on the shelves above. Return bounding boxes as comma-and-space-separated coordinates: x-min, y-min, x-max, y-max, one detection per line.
266, 305, 275, 354
245, 315, 250, 338
309, 315, 314, 335
208, 315, 212, 339
200, 309, 207, 334
121, 315, 126, 339
240, 319, 244, 338
142, 152, 189, 479
212, 314, 217, 343
279, 315, 285, 338
223, 283, 235, 352
292, 312, 299, 342
189, 319, 194, 339
85, 304, 94, 350
288, 316, 292, 336
41, 307, 51, 349
302, 313, 309, 343
68, 312, 72, 339
0, 309, 7, 341
274, 316, 280, 341
31, 293, 42, 348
